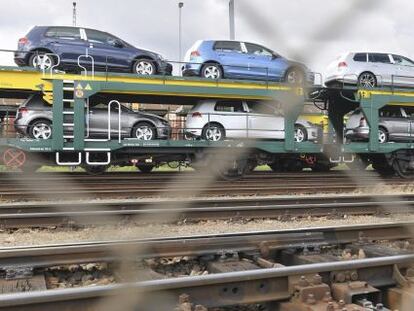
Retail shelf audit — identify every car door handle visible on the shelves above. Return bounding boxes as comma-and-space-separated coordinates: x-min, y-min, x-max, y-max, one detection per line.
248, 56, 255, 59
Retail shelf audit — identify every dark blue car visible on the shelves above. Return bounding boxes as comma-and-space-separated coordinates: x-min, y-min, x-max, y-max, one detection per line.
14, 26, 172, 75
182, 40, 313, 84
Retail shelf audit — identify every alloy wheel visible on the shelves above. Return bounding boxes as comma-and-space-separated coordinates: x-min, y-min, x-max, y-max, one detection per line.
203, 65, 221, 79
135, 126, 154, 140
32, 54, 53, 70
32, 122, 52, 139
378, 129, 387, 143
135, 61, 154, 75
294, 127, 306, 142
205, 127, 223, 141
287, 70, 303, 84
359, 73, 376, 88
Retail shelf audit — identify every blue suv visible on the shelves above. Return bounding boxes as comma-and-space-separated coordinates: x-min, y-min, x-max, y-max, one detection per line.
14, 26, 172, 76
182, 40, 313, 84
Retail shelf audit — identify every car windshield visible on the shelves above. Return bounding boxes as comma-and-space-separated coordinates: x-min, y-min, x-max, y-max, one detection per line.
392, 55, 414, 66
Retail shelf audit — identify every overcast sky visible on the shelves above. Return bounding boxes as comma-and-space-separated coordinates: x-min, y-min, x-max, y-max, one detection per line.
0, 0, 412, 75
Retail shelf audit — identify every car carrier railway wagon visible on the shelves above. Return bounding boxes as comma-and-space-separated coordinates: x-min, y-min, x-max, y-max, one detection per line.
1, 61, 414, 179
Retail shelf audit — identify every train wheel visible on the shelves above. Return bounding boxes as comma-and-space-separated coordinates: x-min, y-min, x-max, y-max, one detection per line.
136, 163, 155, 173
372, 162, 395, 177
393, 158, 414, 179
215, 158, 248, 181
83, 165, 108, 175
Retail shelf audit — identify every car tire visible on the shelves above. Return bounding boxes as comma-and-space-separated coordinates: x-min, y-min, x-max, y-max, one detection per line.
29, 120, 52, 140
132, 122, 156, 140
29, 52, 55, 70
294, 126, 307, 143
133, 59, 156, 75
201, 63, 223, 79
378, 127, 388, 143
285, 67, 304, 85
358, 72, 377, 88
202, 123, 225, 141
136, 163, 155, 173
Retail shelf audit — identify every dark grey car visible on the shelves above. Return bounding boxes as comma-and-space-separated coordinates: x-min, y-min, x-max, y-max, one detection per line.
345, 106, 414, 143
14, 95, 171, 140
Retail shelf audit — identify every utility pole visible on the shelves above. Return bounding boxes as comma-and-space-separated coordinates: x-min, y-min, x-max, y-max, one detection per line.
72, 2, 77, 26
229, 0, 235, 40
178, 2, 184, 63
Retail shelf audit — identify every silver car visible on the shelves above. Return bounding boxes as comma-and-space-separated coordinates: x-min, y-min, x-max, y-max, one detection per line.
14, 94, 171, 140
184, 100, 320, 142
345, 106, 414, 143
325, 52, 414, 88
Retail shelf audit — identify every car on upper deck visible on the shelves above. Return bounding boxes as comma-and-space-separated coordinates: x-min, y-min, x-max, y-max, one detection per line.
182, 40, 314, 84
325, 52, 414, 88
14, 26, 172, 76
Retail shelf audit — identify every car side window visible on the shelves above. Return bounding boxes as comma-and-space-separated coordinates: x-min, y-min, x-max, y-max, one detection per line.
353, 53, 367, 62
214, 101, 245, 113
247, 101, 276, 115
392, 55, 414, 66
380, 107, 402, 118
45, 27, 81, 40
368, 53, 391, 64
245, 43, 273, 57
213, 41, 242, 53
85, 29, 117, 44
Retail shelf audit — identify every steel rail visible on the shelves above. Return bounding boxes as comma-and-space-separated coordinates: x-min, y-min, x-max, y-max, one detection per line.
1, 194, 414, 228
0, 222, 412, 270
0, 253, 413, 310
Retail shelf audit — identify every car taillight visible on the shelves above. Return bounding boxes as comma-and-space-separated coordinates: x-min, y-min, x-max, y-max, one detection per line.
338, 61, 347, 69
192, 112, 202, 117
359, 117, 367, 127
18, 37, 28, 45
190, 51, 200, 57
18, 107, 28, 115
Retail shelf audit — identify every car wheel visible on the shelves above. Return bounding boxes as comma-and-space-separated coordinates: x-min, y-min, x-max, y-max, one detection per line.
294, 126, 307, 143
29, 52, 55, 70
201, 63, 222, 79
133, 122, 156, 140
202, 124, 225, 141
358, 72, 377, 88
378, 128, 388, 143
29, 120, 52, 140
133, 59, 156, 75
285, 68, 304, 85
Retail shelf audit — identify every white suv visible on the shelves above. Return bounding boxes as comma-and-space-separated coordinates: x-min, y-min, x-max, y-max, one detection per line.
325, 52, 414, 88
184, 100, 319, 142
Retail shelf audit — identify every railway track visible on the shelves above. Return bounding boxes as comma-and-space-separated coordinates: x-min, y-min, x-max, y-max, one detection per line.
0, 171, 410, 200
0, 222, 413, 310
1, 194, 414, 228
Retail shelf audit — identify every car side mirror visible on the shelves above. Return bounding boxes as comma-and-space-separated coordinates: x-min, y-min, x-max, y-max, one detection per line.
110, 39, 124, 48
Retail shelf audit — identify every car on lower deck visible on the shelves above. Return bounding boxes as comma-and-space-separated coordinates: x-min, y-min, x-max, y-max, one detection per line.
182, 40, 314, 84
14, 26, 172, 76
14, 94, 171, 140
345, 106, 414, 143
325, 52, 414, 88
184, 100, 320, 142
